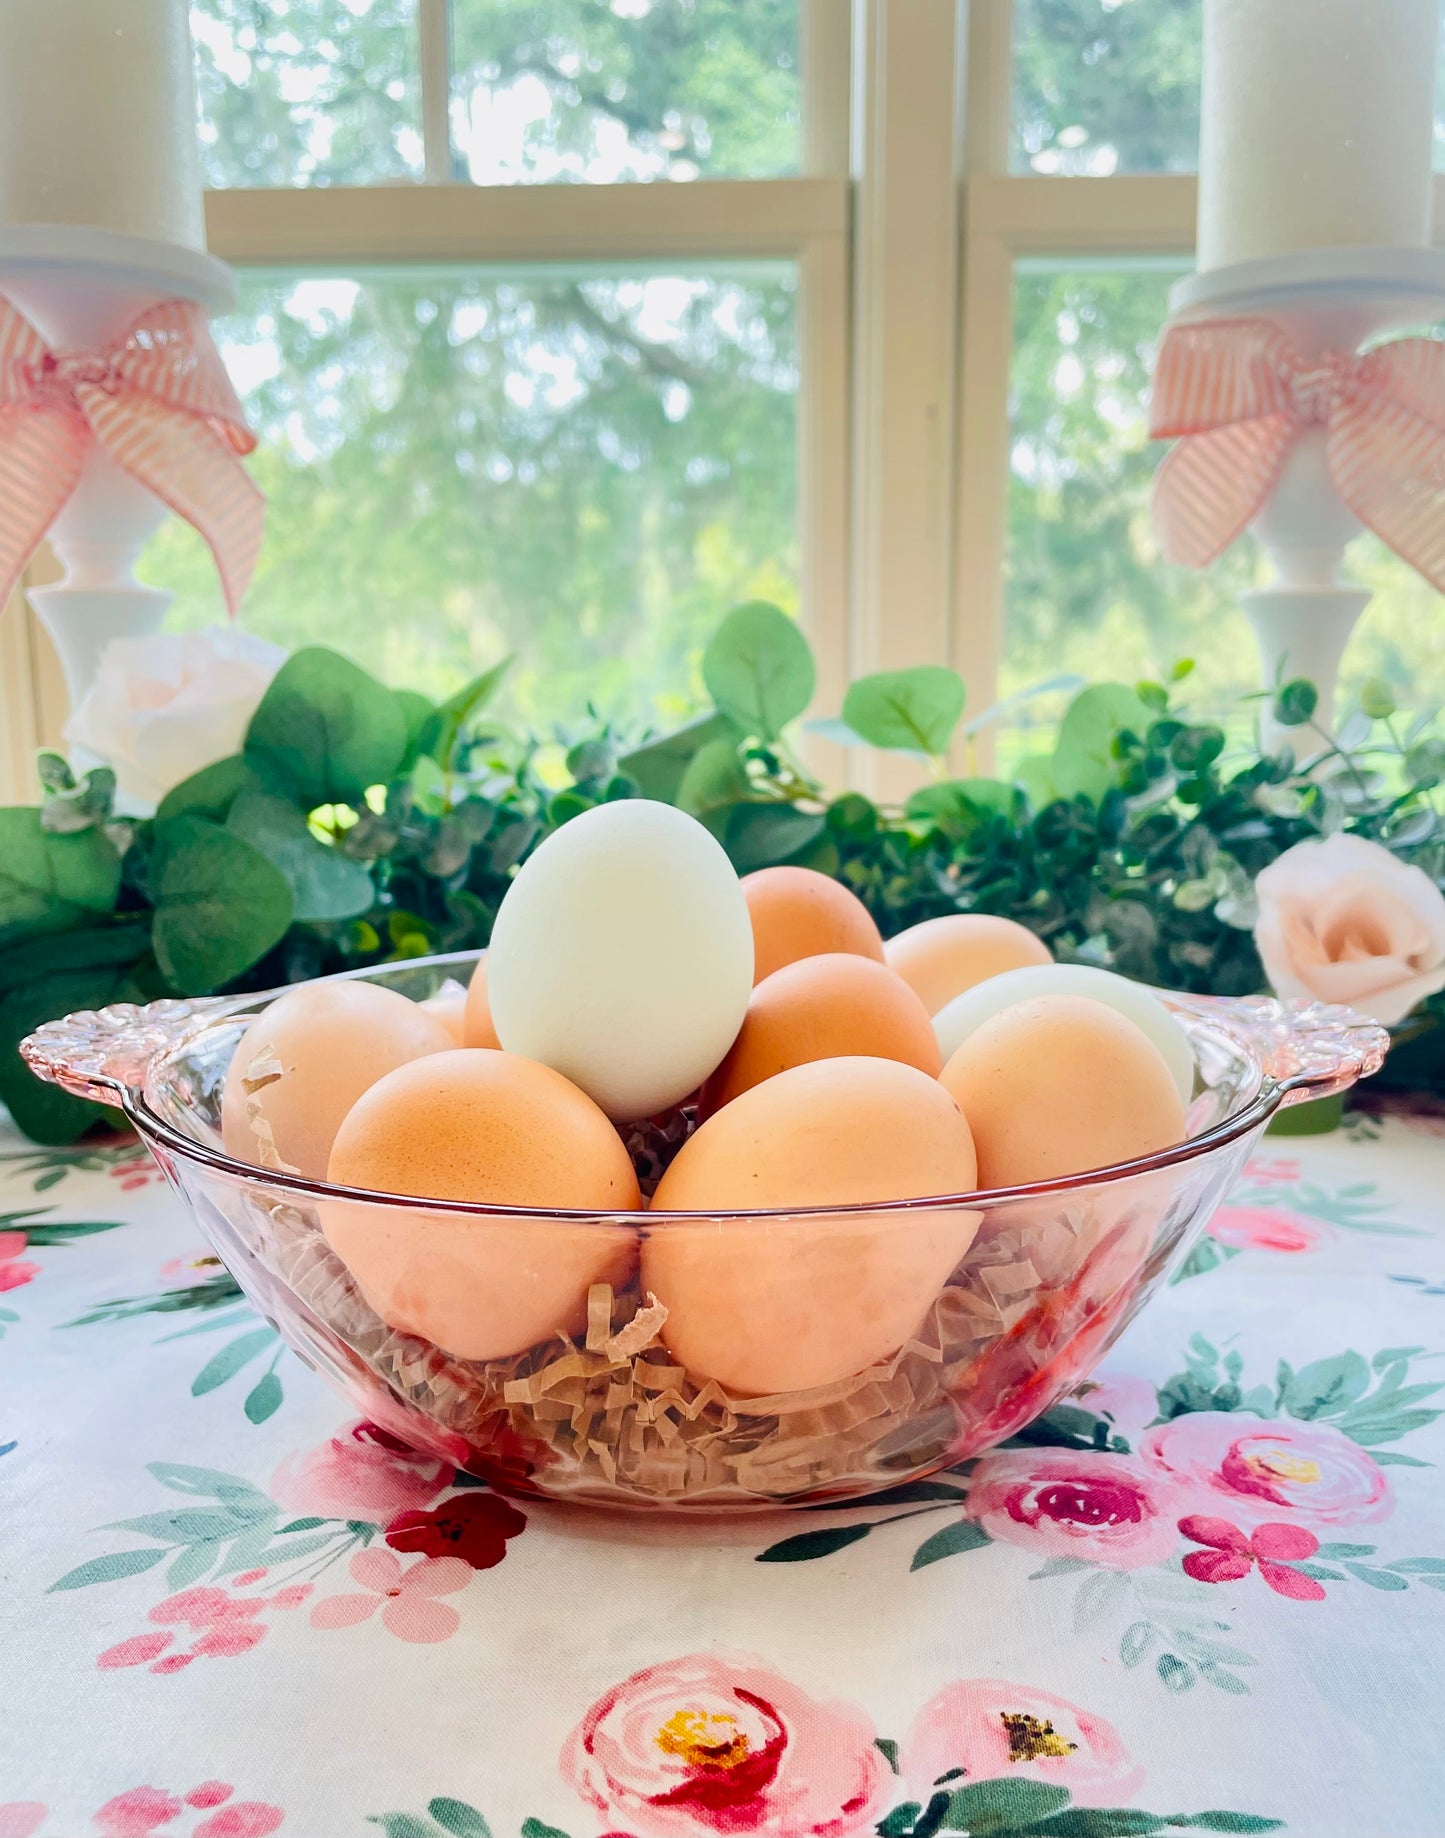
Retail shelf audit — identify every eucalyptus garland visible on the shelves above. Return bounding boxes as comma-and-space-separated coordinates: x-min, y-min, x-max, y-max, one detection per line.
5, 602, 1444, 1144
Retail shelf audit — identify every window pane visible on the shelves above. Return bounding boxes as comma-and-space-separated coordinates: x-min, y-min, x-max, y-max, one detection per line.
1011, 0, 1201, 175
191, 0, 424, 186
1002, 265, 1444, 766
449, 0, 800, 183
1013, 1, 1445, 176
144, 267, 797, 732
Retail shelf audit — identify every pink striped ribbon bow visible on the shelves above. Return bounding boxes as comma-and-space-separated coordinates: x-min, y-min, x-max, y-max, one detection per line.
0, 295, 262, 613
1149, 316, 1445, 593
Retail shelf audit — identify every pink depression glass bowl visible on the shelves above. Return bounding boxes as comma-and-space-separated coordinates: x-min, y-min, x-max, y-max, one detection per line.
24, 953, 1386, 1513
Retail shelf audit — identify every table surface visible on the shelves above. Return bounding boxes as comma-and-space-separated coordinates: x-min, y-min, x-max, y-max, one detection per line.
4, 1107, 1445, 1838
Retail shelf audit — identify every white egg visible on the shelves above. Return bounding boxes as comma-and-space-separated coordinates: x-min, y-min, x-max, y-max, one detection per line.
486, 800, 754, 1121
933, 963, 1196, 1103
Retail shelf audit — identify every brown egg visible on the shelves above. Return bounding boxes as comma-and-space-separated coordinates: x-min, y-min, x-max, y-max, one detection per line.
643, 1057, 979, 1394
221, 982, 453, 1179
463, 954, 501, 1049
323, 1049, 640, 1361
742, 865, 885, 985
885, 913, 1052, 1015
940, 994, 1187, 1189
701, 953, 941, 1116
419, 978, 468, 1046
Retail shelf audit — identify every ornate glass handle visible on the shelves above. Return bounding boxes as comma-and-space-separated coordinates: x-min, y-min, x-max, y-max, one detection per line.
1164, 992, 1390, 1107
21, 997, 230, 1110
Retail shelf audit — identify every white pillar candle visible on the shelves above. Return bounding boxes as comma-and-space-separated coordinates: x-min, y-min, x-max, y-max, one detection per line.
0, 0, 205, 251
1197, 0, 1439, 272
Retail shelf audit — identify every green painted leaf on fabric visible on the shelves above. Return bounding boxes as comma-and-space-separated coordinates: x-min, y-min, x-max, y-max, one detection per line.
19, 1218, 123, 1246
518, 1819, 567, 1838
910, 1518, 991, 1571
156, 755, 260, 825
192, 1326, 278, 1396
104, 1508, 240, 1543
415, 657, 513, 770
0, 809, 122, 946
874, 1737, 900, 1775
1168, 1817, 1284, 1834
150, 817, 293, 992
842, 667, 965, 757
755, 1523, 874, 1563
227, 790, 375, 923
1278, 1350, 1370, 1419
1343, 1561, 1408, 1590
246, 646, 408, 807
876, 1803, 922, 1837
243, 1368, 284, 1424
943, 1777, 1072, 1832
166, 1543, 219, 1590
620, 711, 740, 804
431, 1801, 494, 1838
703, 601, 815, 741
1024, 1811, 1163, 1836
367, 1817, 434, 1838
1050, 684, 1153, 802
147, 1460, 271, 1502
723, 803, 826, 874
48, 1547, 168, 1591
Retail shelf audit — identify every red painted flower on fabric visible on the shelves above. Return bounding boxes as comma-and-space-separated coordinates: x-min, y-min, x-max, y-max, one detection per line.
384, 1491, 528, 1569
1206, 1206, 1327, 1254
1180, 1515, 1325, 1600
0, 1231, 40, 1294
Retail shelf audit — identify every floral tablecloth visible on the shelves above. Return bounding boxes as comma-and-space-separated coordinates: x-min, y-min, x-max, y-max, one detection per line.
4, 1105, 1445, 1838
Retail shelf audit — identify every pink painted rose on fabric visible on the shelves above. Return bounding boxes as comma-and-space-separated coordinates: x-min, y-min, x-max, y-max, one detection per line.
1254, 831, 1445, 1025
0, 1230, 40, 1293
1140, 1412, 1391, 1527
1069, 1371, 1158, 1438
270, 1419, 453, 1524
966, 1449, 1183, 1570
1241, 1157, 1301, 1186
561, 1653, 889, 1838
1206, 1206, 1328, 1254
901, 1680, 1144, 1810
0, 1807, 46, 1838
309, 1548, 469, 1643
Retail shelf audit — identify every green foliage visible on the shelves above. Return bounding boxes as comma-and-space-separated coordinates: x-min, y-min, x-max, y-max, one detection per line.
11, 601, 1445, 1144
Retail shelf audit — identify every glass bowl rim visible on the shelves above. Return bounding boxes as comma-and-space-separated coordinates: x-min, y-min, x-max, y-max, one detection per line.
119, 950, 1299, 1226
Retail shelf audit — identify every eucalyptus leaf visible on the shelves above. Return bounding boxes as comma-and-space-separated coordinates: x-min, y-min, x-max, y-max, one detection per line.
702, 601, 815, 741
0, 809, 122, 946
842, 666, 965, 756
723, 803, 826, 873
0, 958, 147, 1144
245, 646, 408, 807
150, 817, 293, 992
619, 710, 739, 802
156, 755, 262, 825
1051, 684, 1155, 802
228, 790, 376, 923
676, 738, 750, 817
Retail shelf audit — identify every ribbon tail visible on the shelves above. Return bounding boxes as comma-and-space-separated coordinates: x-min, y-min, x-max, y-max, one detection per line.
83, 388, 264, 615
1328, 396, 1445, 596
1152, 413, 1297, 568
0, 407, 90, 609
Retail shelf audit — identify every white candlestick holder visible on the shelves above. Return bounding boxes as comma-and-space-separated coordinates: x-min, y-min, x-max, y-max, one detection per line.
1165, 246, 1445, 756
0, 224, 236, 710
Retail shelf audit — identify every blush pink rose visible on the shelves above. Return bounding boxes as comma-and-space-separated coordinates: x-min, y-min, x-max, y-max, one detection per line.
1207, 1206, 1328, 1254
270, 1420, 453, 1525
1254, 832, 1445, 1025
902, 1679, 1144, 1809
0, 1807, 46, 1838
1139, 1412, 1391, 1528
560, 1653, 888, 1838
92, 1787, 185, 1837
965, 1450, 1183, 1569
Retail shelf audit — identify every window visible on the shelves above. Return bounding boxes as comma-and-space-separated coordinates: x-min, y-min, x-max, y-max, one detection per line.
7, 0, 1445, 802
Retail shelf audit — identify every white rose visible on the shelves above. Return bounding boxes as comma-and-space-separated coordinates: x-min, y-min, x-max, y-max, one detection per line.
1254, 832, 1445, 1026
64, 627, 287, 809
